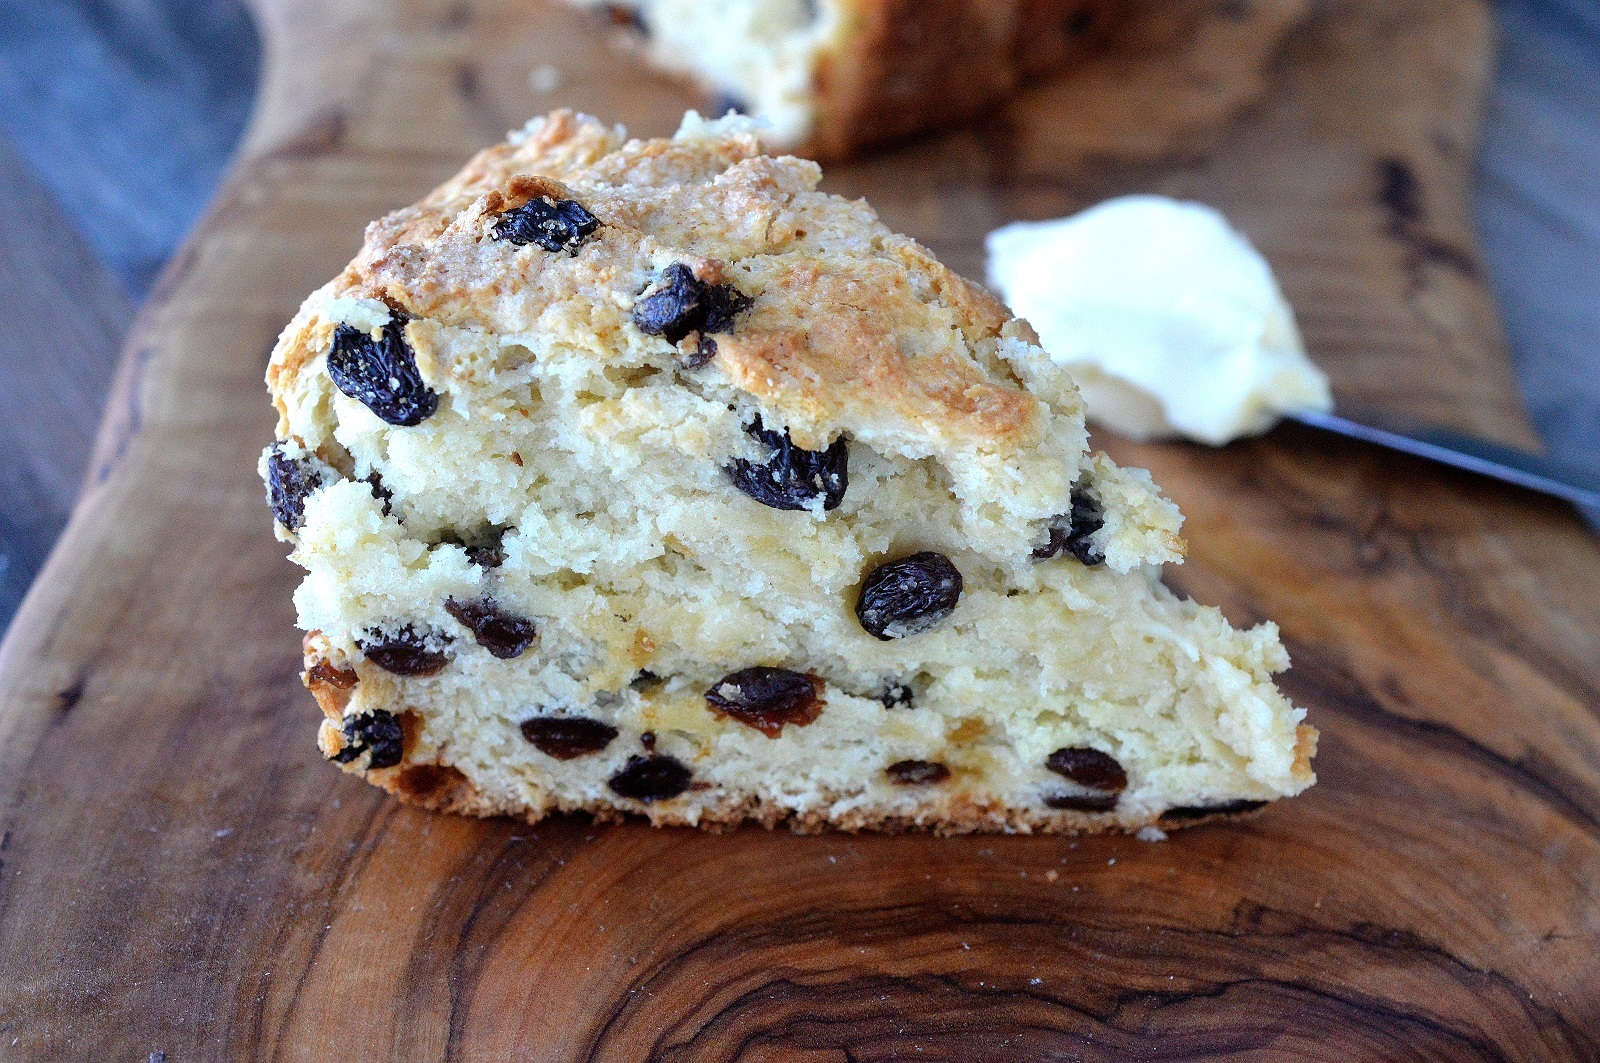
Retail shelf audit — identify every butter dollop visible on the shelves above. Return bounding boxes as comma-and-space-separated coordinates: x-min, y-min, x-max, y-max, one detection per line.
986, 195, 1332, 445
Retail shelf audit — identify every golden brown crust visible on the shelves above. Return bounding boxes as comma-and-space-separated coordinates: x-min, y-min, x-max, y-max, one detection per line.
715, 253, 1038, 452
266, 111, 1081, 478
1291, 723, 1319, 785
363, 761, 1262, 837
805, 0, 1120, 158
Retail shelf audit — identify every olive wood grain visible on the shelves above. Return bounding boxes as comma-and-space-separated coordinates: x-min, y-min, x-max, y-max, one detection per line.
1, 0, 1596, 1058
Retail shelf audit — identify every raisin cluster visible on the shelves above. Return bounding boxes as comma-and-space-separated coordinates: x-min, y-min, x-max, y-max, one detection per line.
295, 181, 1134, 823
516, 710, 693, 803
1033, 487, 1106, 566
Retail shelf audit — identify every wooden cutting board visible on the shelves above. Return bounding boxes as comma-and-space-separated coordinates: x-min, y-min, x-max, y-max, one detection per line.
2, 0, 1597, 1057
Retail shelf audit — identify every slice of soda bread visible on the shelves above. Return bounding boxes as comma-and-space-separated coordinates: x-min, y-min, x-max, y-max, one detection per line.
566, 0, 1118, 158
262, 110, 1315, 834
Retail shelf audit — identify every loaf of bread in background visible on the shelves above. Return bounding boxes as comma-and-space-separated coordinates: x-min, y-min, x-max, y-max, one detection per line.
568, 0, 1119, 157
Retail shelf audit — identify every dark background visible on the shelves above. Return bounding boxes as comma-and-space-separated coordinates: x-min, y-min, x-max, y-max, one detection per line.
0, 0, 1596, 628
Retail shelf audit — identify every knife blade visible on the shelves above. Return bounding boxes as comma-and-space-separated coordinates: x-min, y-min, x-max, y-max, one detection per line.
1286, 409, 1600, 516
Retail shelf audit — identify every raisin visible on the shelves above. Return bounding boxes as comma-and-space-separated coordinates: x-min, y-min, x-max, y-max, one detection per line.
327, 321, 428, 428
855, 552, 963, 640
631, 670, 664, 690
492, 196, 601, 253
680, 334, 717, 370
705, 666, 823, 737
608, 754, 692, 801
307, 661, 358, 689
439, 527, 506, 568
265, 444, 326, 530
327, 319, 439, 426
879, 681, 914, 709
1160, 799, 1267, 823
725, 417, 849, 511
445, 596, 537, 659
702, 285, 753, 334
1065, 489, 1107, 565
465, 538, 505, 569
633, 268, 700, 342
520, 715, 618, 759
332, 709, 404, 769
1045, 747, 1127, 793
359, 627, 451, 676
1033, 487, 1105, 565
365, 472, 395, 517
640, 730, 657, 751
886, 760, 951, 785
632, 262, 752, 345
1044, 791, 1118, 813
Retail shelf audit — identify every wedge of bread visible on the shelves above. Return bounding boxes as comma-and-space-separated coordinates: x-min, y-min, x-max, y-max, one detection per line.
262, 111, 1315, 834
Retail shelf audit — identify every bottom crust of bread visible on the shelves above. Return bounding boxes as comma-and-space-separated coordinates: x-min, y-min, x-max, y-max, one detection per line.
308, 640, 1317, 838
358, 749, 1307, 837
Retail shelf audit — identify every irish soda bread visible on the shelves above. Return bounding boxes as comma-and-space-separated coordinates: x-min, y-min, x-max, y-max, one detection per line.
262, 110, 1315, 834
567, 0, 1117, 157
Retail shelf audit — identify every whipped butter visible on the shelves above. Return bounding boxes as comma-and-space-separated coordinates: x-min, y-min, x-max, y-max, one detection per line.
986, 195, 1332, 445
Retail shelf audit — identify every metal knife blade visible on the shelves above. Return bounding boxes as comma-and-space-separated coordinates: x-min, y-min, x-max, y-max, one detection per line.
1285, 409, 1600, 515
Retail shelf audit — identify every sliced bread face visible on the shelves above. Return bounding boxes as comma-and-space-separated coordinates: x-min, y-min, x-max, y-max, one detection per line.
263, 111, 1315, 834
